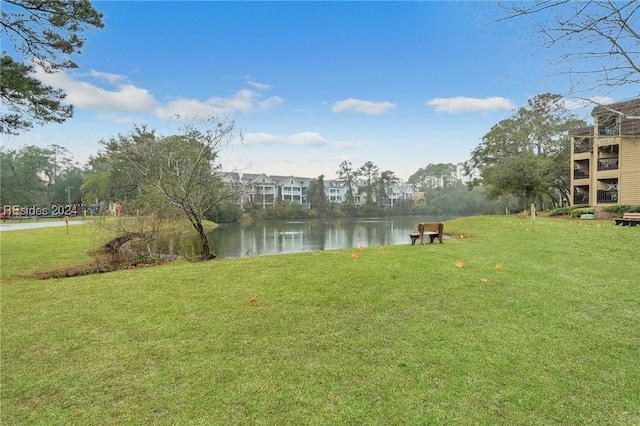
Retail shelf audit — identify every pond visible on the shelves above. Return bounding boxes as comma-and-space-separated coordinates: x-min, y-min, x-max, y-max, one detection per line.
208, 216, 454, 258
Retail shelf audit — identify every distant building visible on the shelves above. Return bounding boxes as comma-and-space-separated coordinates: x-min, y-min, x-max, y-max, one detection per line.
220, 172, 416, 210
570, 98, 640, 207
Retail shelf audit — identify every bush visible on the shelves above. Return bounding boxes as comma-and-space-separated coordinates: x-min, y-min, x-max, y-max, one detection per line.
549, 207, 573, 217
570, 207, 595, 218
602, 205, 640, 217
206, 201, 242, 223
602, 205, 631, 217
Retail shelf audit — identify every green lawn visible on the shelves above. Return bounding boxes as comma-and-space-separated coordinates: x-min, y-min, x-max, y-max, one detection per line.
1, 216, 639, 425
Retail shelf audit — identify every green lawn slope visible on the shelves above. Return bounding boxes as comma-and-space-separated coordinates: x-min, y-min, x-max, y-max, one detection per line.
1, 215, 639, 425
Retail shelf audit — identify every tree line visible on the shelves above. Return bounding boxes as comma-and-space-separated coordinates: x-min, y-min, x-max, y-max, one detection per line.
1, 92, 585, 214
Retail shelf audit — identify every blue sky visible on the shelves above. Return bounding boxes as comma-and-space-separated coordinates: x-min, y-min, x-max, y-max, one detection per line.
2, 1, 635, 181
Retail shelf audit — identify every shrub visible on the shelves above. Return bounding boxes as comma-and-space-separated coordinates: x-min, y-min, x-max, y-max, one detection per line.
602, 205, 640, 217
549, 207, 573, 217
206, 201, 242, 223
570, 207, 594, 218
602, 205, 631, 217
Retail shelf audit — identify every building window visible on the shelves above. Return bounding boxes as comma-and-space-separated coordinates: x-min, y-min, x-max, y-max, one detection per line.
598, 115, 620, 136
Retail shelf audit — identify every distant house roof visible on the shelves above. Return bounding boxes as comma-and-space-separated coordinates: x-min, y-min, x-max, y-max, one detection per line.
324, 179, 346, 188
242, 173, 276, 185
592, 98, 640, 118
270, 175, 307, 186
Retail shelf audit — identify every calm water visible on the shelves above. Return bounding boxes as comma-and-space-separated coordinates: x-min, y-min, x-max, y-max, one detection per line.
209, 216, 451, 258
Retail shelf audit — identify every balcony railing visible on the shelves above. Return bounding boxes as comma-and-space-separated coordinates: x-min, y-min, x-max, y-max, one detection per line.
573, 193, 589, 205
597, 158, 619, 171
573, 143, 592, 154
598, 126, 619, 136
597, 190, 618, 203
573, 169, 589, 179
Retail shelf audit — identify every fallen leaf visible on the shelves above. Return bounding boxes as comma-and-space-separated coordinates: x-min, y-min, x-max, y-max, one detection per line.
481, 278, 489, 283
378, 246, 384, 252
456, 261, 465, 268
249, 294, 258, 303
351, 253, 361, 259
495, 263, 503, 269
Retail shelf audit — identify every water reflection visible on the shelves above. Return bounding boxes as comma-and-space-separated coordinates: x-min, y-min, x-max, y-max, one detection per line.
211, 216, 451, 258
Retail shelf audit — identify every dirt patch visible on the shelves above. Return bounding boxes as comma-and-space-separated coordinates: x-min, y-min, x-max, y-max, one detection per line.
30, 233, 177, 279
30, 256, 173, 280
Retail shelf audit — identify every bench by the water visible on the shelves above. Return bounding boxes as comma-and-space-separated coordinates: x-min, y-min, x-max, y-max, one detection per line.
409, 222, 444, 245
614, 212, 640, 226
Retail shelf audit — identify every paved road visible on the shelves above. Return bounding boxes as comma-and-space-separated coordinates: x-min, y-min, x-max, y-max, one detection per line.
0, 219, 89, 232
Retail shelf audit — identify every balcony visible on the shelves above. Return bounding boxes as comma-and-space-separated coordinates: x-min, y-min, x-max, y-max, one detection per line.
573, 193, 589, 205
573, 142, 592, 153
597, 158, 619, 171
573, 169, 589, 179
598, 126, 618, 136
597, 190, 618, 203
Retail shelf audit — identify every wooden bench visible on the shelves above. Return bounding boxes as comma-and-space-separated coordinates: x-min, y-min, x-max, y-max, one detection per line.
409, 222, 444, 245
614, 212, 640, 226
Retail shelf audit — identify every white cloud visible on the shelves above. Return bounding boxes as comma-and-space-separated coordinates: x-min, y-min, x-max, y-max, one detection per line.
34, 66, 157, 112
208, 89, 258, 112
31, 67, 283, 120
259, 96, 284, 110
243, 132, 329, 146
426, 96, 514, 113
96, 112, 140, 124
89, 70, 128, 85
155, 98, 228, 120
247, 80, 272, 90
332, 98, 396, 115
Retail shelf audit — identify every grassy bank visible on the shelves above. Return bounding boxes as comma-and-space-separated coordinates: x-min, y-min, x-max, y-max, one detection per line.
1, 216, 639, 424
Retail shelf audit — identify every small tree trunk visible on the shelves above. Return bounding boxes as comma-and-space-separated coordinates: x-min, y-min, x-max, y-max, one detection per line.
193, 220, 216, 260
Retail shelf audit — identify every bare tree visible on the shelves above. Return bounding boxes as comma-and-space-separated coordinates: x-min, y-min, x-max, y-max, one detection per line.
101, 117, 240, 260
498, 1, 640, 98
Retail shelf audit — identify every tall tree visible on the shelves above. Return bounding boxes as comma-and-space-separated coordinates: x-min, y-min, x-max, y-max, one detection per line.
1, 0, 104, 134
464, 93, 586, 208
0, 145, 50, 205
308, 174, 328, 216
497, 1, 640, 96
409, 163, 460, 190
358, 161, 379, 205
81, 151, 141, 207
100, 118, 239, 260
378, 170, 400, 207
408, 167, 432, 190
52, 165, 83, 205
336, 160, 357, 204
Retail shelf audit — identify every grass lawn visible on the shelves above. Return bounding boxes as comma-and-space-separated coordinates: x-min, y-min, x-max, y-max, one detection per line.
1, 215, 639, 425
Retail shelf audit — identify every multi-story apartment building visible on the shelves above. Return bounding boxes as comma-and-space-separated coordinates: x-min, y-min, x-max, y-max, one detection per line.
224, 173, 415, 210
570, 98, 640, 208
241, 173, 277, 209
